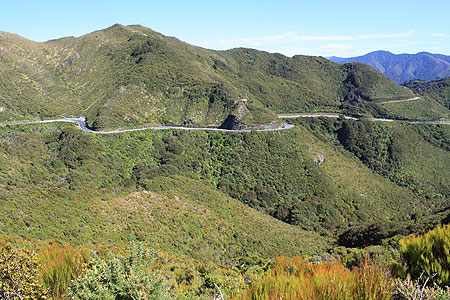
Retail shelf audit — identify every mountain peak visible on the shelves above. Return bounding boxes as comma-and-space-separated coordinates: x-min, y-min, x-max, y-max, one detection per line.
109, 23, 125, 28
371, 50, 393, 54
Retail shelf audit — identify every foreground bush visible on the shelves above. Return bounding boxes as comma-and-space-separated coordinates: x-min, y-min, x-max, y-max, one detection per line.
233, 256, 395, 300
0, 244, 48, 299
400, 224, 450, 287
66, 243, 173, 300
393, 277, 450, 300
38, 242, 90, 298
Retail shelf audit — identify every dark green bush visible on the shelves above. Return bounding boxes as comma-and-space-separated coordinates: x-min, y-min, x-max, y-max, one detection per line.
66, 243, 173, 300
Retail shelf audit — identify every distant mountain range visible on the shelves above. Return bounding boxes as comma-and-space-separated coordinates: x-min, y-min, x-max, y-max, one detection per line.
328, 50, 450, 83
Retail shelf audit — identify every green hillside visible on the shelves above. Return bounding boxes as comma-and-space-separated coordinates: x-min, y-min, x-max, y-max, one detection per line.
342, 63, 414, 102
378, 96, 450, 121
403, 77, 450, 110
0, 120, 434, 247
0, 24, 416, 129
0, 175, 329, 263
299, 117, 450, 209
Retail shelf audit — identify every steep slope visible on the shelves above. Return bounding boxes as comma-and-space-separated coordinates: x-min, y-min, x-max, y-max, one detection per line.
299, 117, 450, 206
0, 25, 414, 128
375, 77, 450, 121
342, 63, 414, 102
403, 78, 450, 109
378, 95, 450, 121
105, 176, 330, 260
328, 50, 450, 83
299, 117, 450, 246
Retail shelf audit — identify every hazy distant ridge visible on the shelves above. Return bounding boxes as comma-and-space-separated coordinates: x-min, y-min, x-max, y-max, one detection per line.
328, 50, 450, 83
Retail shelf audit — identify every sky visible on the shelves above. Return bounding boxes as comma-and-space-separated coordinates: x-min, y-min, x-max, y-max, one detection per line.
1, 0, 450, 57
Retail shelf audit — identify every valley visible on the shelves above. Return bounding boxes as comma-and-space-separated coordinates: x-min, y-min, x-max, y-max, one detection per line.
1, 24, 450, 299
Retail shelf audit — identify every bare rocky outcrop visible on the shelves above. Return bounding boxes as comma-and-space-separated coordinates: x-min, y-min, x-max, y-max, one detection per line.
219, 99, 284, 130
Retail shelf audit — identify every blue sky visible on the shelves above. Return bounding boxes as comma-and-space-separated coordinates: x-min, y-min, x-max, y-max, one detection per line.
1, 0, 450, 57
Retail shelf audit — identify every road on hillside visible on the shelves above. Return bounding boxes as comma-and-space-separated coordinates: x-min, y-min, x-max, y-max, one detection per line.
2, 114, 449, 134
279, 113, 358, 120
2, 94, 448, 134
0, 117, 295, 133
278, 114, 450, 125
377, 96, 420, 104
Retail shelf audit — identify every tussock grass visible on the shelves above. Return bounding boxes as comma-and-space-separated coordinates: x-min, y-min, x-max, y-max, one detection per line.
38, 243, 89, 298
234, 256, 395, 300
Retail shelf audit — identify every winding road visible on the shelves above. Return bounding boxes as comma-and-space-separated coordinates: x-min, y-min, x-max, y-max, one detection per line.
2, 113, 448, 135
278, 113, 450, 125
0, 117, 294, 133
279, 113, 358, 120
1, 94, 448, 133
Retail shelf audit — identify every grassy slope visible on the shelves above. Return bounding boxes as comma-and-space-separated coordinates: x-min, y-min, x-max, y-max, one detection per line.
0, 25, 416, 129
287, 122, 425, 227
296, 117, 450, 246
0, 123, 330, 260
104, 176, 330, 260
392, 124, 450, 201
0, 175, 329, 263
375, 77, 450, 121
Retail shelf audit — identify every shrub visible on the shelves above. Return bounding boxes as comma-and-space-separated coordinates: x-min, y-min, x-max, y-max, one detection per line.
400, 224, 450, 287
0, 244, 48, 299
393, 276, 450, 300
66, 243, 173, 300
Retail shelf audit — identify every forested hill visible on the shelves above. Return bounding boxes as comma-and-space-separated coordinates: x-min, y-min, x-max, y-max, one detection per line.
328, 50, 450, 83
403, 77, 450, 109
0, 24, 413, 129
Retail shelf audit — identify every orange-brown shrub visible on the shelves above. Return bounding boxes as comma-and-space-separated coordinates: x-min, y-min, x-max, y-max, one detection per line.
38, 242, 89, 299
233, 255, 395, 300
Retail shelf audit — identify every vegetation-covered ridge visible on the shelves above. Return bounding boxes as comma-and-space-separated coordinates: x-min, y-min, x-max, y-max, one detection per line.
1, 120, 444, 244
0, 24, 417, 129
2, 23, 450, 300
403, 77, 450, 111
0, 122, 342, 254
297, 116, 450, 246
